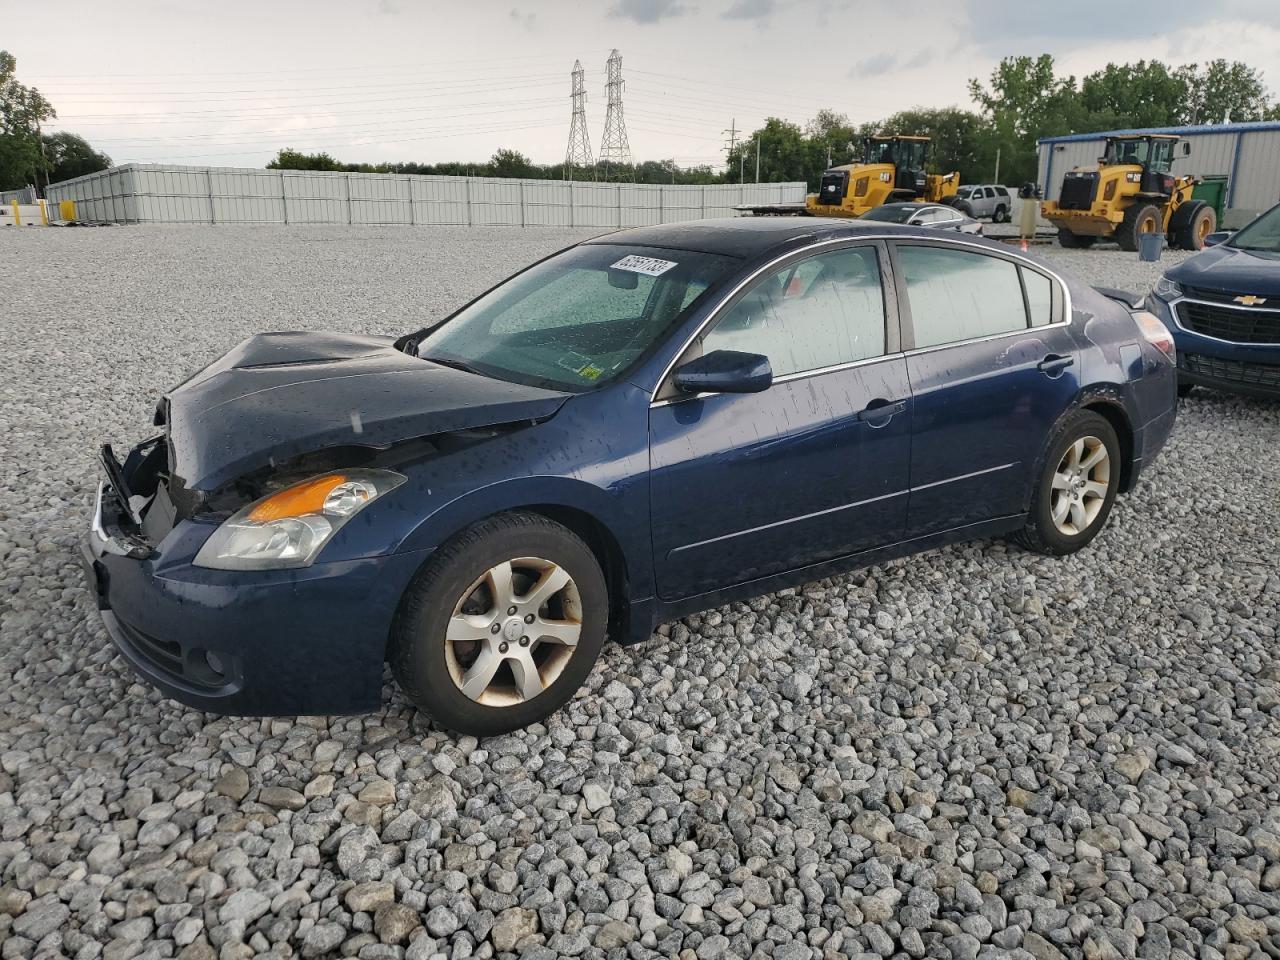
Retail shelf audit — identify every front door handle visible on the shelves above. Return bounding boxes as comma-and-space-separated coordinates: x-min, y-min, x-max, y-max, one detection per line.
1037, 354, 1075, 377
857, 398, 907, 425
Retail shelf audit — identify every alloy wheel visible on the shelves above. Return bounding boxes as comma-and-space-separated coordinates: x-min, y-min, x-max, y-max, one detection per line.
1050, 436, 1110, 536
443, 557, 582, 707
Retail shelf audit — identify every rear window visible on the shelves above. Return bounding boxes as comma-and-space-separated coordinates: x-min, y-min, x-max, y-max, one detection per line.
899, 246, 1029, 348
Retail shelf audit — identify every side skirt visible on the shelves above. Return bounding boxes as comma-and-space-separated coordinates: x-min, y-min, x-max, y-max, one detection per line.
618, 513, 1026, 644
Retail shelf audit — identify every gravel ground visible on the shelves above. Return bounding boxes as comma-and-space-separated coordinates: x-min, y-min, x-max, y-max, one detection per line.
2, 225, 1279, 960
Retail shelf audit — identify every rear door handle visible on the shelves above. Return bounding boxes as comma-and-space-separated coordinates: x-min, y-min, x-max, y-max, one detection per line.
857, 398, 907, 424
1037, 354, 1075, 376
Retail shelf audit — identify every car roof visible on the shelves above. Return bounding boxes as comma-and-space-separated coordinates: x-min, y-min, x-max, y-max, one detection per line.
583, 217, 873, 258
583, 216, 991, 259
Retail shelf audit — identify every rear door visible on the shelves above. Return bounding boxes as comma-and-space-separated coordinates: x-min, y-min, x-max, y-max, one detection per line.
891, 240, 1080, 537
648, 241, 912, 600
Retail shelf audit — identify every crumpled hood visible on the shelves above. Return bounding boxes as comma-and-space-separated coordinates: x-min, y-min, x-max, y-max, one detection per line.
164, 331, 570, 492
1167, 243, 1280, 296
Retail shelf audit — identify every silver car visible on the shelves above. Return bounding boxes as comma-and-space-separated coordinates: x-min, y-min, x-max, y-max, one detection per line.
859, 202, 983, 235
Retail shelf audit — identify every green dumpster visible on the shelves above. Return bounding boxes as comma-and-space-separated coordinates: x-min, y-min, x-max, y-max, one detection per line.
1193, 176, 1228, 224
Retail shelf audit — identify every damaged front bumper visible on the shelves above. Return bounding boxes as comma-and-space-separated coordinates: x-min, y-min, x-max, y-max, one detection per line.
82, 466, 428, 716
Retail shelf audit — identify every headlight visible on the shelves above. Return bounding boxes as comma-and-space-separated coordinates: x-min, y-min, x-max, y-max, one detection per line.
1153, 276, 1182, 300
194, 469, 405, 570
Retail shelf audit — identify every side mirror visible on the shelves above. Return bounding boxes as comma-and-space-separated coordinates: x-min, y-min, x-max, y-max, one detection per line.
672, 350, 772, 395
1203, 230, 1232, 247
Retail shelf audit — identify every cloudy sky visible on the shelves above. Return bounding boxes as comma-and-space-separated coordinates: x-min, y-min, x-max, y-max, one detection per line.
9, 0, 1280, 171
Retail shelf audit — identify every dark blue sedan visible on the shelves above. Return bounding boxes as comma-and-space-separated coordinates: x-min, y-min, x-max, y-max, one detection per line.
84, 219, 1178, 735
1147, 201, 1280, 397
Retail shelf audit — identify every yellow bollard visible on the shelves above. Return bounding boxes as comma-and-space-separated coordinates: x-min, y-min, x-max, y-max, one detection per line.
11, 200, 19, 226
60, 200, 76, 222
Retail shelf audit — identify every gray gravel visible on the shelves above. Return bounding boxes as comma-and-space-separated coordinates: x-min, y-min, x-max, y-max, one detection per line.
2, 225, 1279, 960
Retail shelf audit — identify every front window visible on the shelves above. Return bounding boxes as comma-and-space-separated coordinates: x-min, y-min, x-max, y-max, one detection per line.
860, 205, 915, 223
1104, 137, 1175, 173
698, 246, 887, 377
414, 244, 737, 391
1226, 202, 1280, 255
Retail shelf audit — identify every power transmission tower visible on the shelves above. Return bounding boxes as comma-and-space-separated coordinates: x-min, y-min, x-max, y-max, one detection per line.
599, 49, 633, 180
564, 60, 594, 181
723, 119, 738, 180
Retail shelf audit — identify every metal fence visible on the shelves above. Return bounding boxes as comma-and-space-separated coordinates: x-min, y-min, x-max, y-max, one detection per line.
44, 163, 807, 227
0, 185, 38, 205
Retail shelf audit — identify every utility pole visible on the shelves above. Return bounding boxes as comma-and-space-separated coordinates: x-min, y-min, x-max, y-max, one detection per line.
755, 137, 760, 183
827, 143, 832, 168
993, 147, 1001, 185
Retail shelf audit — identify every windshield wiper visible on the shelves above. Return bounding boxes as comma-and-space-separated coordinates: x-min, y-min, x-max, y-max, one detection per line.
420, 354, 485, 376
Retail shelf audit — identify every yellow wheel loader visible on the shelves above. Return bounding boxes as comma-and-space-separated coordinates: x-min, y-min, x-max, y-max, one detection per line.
1041, 134, 1216, 251
738, 135, 960, 218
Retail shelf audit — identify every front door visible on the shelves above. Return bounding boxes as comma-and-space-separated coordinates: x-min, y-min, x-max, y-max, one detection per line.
891, 241, 1082, 537
648, 242, 912, 601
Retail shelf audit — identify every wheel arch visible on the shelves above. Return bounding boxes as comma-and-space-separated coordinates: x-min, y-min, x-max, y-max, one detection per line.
1078, 396, 1136, 493
393, 478, 645, 647
1025, 394, 1137, 512
521, 503, 633, 644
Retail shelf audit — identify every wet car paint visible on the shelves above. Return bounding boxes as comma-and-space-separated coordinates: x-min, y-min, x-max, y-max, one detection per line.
86, 219, 1178, 716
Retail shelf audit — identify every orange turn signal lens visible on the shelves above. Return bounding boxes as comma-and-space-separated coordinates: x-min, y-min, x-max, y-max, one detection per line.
248, 474, 349, 522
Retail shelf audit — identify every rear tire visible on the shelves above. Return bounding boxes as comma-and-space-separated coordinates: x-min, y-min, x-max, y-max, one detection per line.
389, 512, 608, 736
1011, 410, 1121, 556
1057, 229, 1096, 249
1117, 203, 1163, 252
1170, 200, 1216, 251
1177, 381, 1196, 398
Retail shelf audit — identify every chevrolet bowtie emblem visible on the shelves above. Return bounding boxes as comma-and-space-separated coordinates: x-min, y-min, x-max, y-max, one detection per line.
1234, 294, 1268, 306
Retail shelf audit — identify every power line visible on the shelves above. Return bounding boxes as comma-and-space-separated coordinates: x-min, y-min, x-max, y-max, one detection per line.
598, 49, 633, 178
564, 60, 594, 180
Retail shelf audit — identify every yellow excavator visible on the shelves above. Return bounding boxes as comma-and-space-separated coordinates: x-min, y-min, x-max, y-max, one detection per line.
739, 135, 960, 218
1040, 134, 1216, 250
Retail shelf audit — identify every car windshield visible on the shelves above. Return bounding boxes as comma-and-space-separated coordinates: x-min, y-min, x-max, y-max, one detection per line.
413, 244, 738, 391
860, 206, 915, 223
1226, 203, 1280, 255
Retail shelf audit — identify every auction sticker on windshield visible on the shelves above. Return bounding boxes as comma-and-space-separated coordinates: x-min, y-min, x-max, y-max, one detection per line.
611, 255, 678, 276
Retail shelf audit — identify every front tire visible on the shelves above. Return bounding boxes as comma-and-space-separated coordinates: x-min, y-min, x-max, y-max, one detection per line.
390, 512, 608, 736
1057, 229, 1096, 249
993, 204, 1009, 223
1012, 410, 1121, 556
1117, 203, 1162, 252
1170, 200, 1216, 251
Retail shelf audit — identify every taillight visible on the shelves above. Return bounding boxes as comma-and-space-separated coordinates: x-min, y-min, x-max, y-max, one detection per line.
1133, 309, 1175, 361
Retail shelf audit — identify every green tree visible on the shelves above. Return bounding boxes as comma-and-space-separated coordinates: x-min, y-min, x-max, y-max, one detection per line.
968, 54, 1085, 183
267, 148, 344, 171
488, 148, 537, 179
41, 131, 111, 183
1079, 60, 1187, 130
1178, 59, 1273, 123
729, 117, 812, 187
0, 50, 56, 191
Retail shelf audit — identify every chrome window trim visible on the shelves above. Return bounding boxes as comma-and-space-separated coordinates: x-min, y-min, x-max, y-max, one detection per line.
649, 233, 1074, 405
1166, 295, 1280, 346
